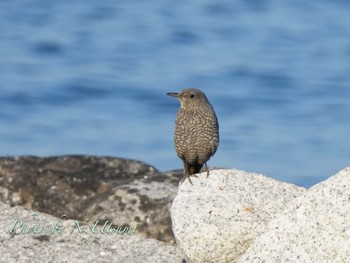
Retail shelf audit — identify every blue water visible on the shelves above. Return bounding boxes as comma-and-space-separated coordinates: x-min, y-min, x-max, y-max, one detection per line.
1, 1, 350, 188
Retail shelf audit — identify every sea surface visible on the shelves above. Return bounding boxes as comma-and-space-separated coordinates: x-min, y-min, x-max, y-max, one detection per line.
1, 0, 350, 188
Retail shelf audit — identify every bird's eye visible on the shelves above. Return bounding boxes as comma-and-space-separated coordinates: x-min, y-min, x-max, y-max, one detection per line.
189, 94, 195, 98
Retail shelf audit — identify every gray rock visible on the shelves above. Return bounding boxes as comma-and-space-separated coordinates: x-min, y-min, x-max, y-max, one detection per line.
0, 201, 182, 263
238, 167, 350, 263
84, 175, 179, 243
170, 169, 306, 263
0, 155, 183, 243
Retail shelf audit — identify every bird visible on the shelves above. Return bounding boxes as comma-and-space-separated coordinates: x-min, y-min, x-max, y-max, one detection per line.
167, 88, 219, 184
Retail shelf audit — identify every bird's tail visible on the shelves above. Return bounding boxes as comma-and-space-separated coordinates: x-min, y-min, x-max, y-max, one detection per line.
185, 162, 203, 175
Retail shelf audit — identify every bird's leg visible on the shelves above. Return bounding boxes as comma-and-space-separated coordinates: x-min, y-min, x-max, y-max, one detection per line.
180, 162, 196, 185
180, 171, 194, 185
205, 162, 209, 178
187, 173, 194, 185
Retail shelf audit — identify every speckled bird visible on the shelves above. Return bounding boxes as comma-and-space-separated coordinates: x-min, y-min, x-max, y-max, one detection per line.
167, 88, 219, 184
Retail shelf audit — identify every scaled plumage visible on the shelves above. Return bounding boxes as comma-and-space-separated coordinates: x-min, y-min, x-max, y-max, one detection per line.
167, 88, 219, 184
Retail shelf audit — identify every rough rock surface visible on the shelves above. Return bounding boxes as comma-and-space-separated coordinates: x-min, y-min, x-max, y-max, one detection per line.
0, 201, 182, 263
0, 155, 183, 243
170, 169, 307, 263
238, 167, 350, 263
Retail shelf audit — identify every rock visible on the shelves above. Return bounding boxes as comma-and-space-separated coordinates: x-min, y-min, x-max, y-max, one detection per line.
238, 167, 350, 263
0, 155, 183, 243
0, 201, 182, 263
170, 169, 306, 263
83, 172, 180, 243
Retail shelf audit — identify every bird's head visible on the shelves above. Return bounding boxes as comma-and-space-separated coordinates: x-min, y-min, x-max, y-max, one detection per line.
167, 88, 211, 109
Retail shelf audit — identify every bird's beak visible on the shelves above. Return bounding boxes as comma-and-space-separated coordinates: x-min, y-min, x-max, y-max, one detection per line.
166, 92, 178, 97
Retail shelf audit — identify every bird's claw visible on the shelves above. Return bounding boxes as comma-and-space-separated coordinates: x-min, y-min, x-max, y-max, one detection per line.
180, 174, 198, 185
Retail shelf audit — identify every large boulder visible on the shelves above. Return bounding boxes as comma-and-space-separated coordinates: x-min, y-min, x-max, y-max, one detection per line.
238, 167, 350, 263
170, 169, 306, 263
0, 155, 183, 243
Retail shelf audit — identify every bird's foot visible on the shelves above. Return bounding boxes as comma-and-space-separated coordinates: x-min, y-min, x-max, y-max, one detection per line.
180, 174, 198, 185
